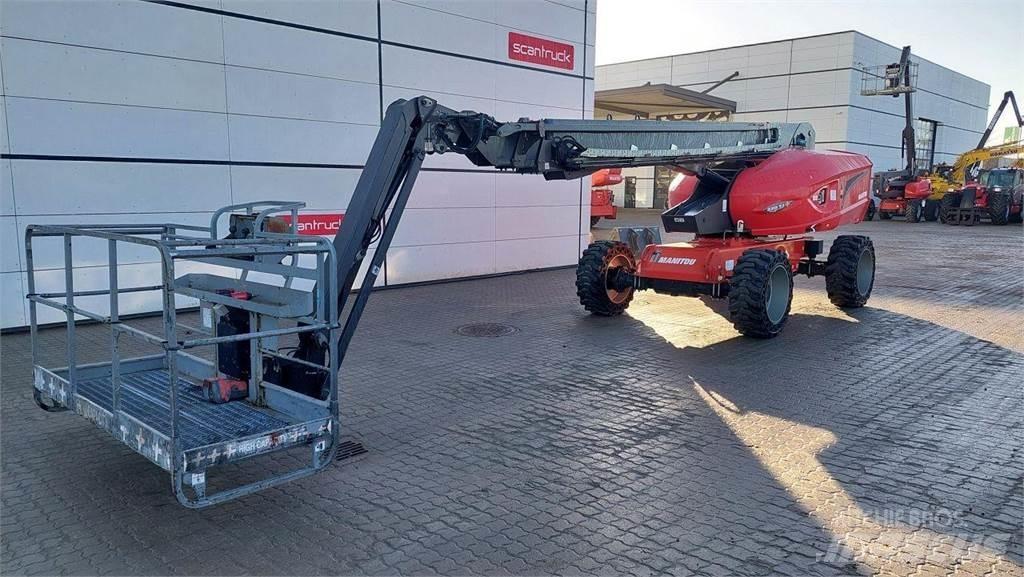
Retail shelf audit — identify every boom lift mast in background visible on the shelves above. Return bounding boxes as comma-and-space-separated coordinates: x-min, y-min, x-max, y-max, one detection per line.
861, 46, 935, 222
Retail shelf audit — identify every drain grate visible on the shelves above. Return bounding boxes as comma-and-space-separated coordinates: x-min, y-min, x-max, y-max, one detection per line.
335, 438, 368, 462
454, 322, 520, 337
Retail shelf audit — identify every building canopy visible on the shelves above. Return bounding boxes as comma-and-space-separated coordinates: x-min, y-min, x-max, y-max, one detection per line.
594, 83, 736, 121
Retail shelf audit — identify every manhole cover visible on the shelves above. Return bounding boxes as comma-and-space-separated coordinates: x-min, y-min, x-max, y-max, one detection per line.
454, 322, 519, 337
335, 438, 368, 462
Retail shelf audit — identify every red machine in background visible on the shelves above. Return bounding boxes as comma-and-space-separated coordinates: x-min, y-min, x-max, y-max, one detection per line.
578, 148, 876, 338
944, 167, 1024, 225
589, 168, 620, 227
875, 176, 932, 221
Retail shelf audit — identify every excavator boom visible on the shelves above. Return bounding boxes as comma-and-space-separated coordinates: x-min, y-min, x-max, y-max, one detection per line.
977, 91, 1022, 149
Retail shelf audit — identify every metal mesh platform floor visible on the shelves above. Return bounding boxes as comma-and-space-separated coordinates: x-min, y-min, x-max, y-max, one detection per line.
77, 369, 291, 449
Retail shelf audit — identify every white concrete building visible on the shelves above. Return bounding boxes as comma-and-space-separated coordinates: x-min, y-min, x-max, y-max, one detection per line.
0, 0, 596, 329
596, 31, 990, 208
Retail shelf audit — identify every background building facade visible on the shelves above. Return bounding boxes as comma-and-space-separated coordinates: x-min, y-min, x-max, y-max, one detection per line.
0, 0, 597, 328
596, 31, 991, 208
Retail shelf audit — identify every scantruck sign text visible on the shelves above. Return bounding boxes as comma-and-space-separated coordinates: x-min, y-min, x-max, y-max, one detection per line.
281, 213, 345, 236
508, 32, 574, 70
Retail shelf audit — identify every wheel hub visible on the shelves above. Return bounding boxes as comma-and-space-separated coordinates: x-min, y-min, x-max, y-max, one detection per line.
604, 254, 634, 304
856, 249, 875, 296
765, 264, 790, 325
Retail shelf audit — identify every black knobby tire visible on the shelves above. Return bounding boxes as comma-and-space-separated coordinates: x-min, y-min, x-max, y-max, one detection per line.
727, 250, 793, 338
590, 216, 601, 228
825, 235, 875, 308
988, 193, 1011, 225
939, 193, 958, 224
923, 199, 940, 222
904, 199, 922, 222
576, 241, 635, 316
879, 210, 893, 220
863, 200, 875, 221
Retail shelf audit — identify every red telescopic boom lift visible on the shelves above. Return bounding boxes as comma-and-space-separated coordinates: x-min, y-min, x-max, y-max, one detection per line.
28, 96, 876, 506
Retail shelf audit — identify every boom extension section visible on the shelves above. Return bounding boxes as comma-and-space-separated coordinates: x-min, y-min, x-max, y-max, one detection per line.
330, 96, 814, 365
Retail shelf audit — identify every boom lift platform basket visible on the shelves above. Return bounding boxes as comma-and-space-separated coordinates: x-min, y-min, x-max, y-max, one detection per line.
859, 60, 918, 97
27, 202, 341, 507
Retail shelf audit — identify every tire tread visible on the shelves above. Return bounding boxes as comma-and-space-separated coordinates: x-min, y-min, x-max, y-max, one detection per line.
576, 241, 633, 316
727, 249, 792, 338
825, 235, 874, 308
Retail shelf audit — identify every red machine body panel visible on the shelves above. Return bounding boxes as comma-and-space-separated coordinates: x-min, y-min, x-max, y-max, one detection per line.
637, 236, 810, 284
727, 148, 872, 236
590, 189, 617, 218
592, 168, 623, 187
879, 198, 905, 212
903, 178, 932, 200
667, 172, 699, 208
590, 168, 620, 220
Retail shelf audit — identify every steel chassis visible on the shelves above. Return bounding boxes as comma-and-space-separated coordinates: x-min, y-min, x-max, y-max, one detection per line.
27, 202, 341, 508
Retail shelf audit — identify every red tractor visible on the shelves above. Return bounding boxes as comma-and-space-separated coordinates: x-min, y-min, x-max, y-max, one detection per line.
589, 168, 620, 227
943, 167, 1024, 225
577, 148, 875, 338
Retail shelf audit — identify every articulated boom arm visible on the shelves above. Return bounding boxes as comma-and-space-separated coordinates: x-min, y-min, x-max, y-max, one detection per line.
327, 96, 814, 364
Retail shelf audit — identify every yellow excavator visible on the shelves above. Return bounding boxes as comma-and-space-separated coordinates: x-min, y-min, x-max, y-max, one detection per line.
925, 91, 1023, 222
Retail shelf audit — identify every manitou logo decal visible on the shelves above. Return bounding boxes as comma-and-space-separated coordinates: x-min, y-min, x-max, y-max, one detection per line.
656, 256, 697, 266
281, 213, 344, 236
508, 32, 574, 70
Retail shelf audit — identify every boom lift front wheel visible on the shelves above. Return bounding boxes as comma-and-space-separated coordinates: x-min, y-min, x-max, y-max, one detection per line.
825, 235, 875, 308
727, 249, 793, 339
576, 241, 636, 316
905, 199, 923, 222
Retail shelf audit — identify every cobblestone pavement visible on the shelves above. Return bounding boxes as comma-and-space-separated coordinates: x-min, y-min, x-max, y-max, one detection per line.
2, 216, 1022, 576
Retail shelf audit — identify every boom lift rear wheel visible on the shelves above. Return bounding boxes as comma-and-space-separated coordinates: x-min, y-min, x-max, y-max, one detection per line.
727, 250, 793, 338
576, 241, 636, 316
825, 235, 875, 307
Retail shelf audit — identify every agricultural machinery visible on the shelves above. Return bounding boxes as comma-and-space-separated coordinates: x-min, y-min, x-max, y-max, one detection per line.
28, 96, 875, 506
930, 91, 1023, 222
943, 167, 1024, 225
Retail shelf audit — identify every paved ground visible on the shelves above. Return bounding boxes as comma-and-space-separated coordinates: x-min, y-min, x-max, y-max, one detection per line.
2, 211, 1022, 576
